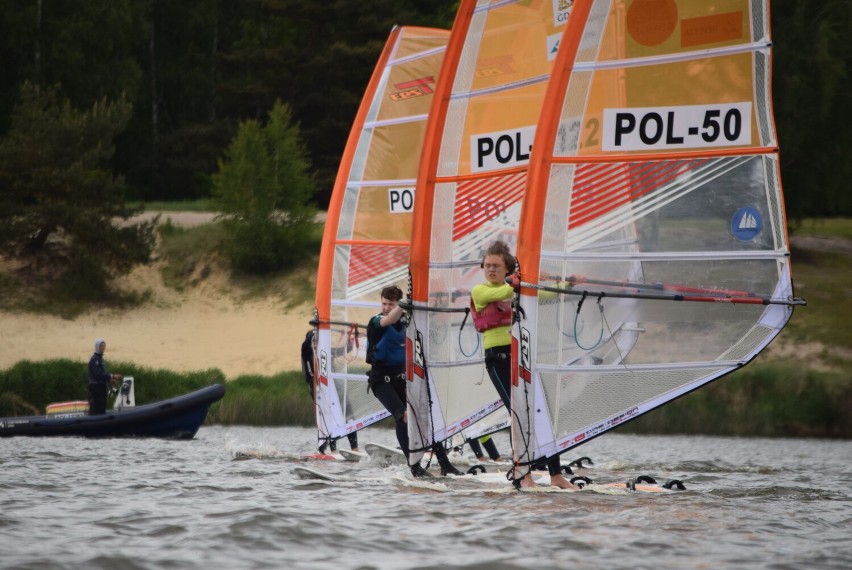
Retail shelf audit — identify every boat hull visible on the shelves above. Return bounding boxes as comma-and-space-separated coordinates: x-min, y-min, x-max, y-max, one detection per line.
0, 384, 225, 439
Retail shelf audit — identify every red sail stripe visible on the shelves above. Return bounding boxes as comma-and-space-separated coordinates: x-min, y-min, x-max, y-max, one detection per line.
568, 160, 707, 229
453, 171, 527, 241
571, 161, 685, 218
347, 244, 410, 288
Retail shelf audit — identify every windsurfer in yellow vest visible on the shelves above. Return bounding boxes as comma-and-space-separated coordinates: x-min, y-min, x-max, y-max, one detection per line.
471, 241, 577, 490
366, 285, 463, 477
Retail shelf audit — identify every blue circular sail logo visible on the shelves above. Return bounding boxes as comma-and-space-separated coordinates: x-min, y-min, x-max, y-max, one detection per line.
731, 206, 763, 241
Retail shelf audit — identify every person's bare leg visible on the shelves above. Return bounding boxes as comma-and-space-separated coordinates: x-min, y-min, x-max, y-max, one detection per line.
549, 473, 579, 490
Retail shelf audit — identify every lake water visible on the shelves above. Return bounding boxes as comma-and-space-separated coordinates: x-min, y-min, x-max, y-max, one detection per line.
1, 426, 849, 570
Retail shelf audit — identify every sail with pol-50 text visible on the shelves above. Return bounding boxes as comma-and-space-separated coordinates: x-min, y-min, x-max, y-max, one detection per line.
509, 0, 805, 479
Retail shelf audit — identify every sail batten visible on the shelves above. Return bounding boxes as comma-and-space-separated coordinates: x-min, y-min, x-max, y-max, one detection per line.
573, 41, 772, 71
542, 250, 792, 261
449, 73, 552, 100
547, 146, 779, 162
364, 114, 430, 129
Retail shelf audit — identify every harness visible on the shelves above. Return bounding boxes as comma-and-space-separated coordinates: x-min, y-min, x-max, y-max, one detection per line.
469, 298, 512, 333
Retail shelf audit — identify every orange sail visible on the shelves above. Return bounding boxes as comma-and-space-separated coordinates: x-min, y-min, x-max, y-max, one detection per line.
312, 27, 449, 445
510, 0, 805, 477
406, 0, 572, 465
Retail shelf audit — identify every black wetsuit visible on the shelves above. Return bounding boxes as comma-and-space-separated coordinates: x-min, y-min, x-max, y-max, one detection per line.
367, 315, 459, 475
485, 344, 562, 476
87, 351, 112, 415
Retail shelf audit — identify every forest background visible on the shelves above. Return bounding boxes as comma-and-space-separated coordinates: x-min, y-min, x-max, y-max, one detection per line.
0, 0, 849, 218
0, 1, 850, 437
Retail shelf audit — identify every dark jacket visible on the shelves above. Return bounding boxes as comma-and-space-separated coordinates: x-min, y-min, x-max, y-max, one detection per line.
88, 352, 112, 385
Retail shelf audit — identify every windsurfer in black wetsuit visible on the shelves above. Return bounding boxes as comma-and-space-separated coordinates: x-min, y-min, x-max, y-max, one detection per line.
301, 330, 359, 453
366, 285, 462, 478
88, 338, 121, 415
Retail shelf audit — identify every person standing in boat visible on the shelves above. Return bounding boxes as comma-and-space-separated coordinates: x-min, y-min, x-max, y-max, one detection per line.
88, 338, 121, 415
301, 329, 359, 454
366, 284, 462, 478
470, 240, 576, 490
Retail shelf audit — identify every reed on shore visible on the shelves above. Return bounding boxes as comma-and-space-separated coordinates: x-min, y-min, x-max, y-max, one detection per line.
1, 358, 848, 438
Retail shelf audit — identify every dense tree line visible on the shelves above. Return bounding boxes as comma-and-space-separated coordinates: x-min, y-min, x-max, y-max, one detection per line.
0, 0, 848, 217
0, 0, 457, 207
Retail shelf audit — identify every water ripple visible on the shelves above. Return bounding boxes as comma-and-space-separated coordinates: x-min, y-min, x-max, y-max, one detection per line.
1, 428, 850, 570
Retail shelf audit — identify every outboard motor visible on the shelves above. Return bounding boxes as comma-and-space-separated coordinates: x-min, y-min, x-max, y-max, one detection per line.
113, 376, 136, 410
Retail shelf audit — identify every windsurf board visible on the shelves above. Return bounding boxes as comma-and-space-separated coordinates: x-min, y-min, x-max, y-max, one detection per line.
364, 443, 407, 465
338, 449, 368, 462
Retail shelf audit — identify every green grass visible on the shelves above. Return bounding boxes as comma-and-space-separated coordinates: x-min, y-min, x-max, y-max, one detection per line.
620, 363, 850, 438
155, 217, 323, 306
212, 372, 314, 425
156, 220, 228, 291
783, 248, 852, 350
793, 217, 852, 239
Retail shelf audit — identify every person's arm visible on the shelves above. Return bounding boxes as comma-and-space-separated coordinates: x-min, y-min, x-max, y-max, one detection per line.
90, 356, 120, 384
471, 283, 514, 310
379, 304, 404, 327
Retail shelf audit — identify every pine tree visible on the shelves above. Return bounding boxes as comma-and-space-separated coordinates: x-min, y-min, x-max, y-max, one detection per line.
0, 83, 155, 298
212, 100, 316, 274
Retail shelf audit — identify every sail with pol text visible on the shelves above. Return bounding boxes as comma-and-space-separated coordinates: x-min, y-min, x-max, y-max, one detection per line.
405, 0, 572, 465
509, 0, 805, 478
312, 27, 449, 448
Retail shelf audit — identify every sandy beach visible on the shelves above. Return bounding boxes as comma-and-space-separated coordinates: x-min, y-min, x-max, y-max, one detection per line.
0, 275, 312, 379
1, 212, 314, 378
